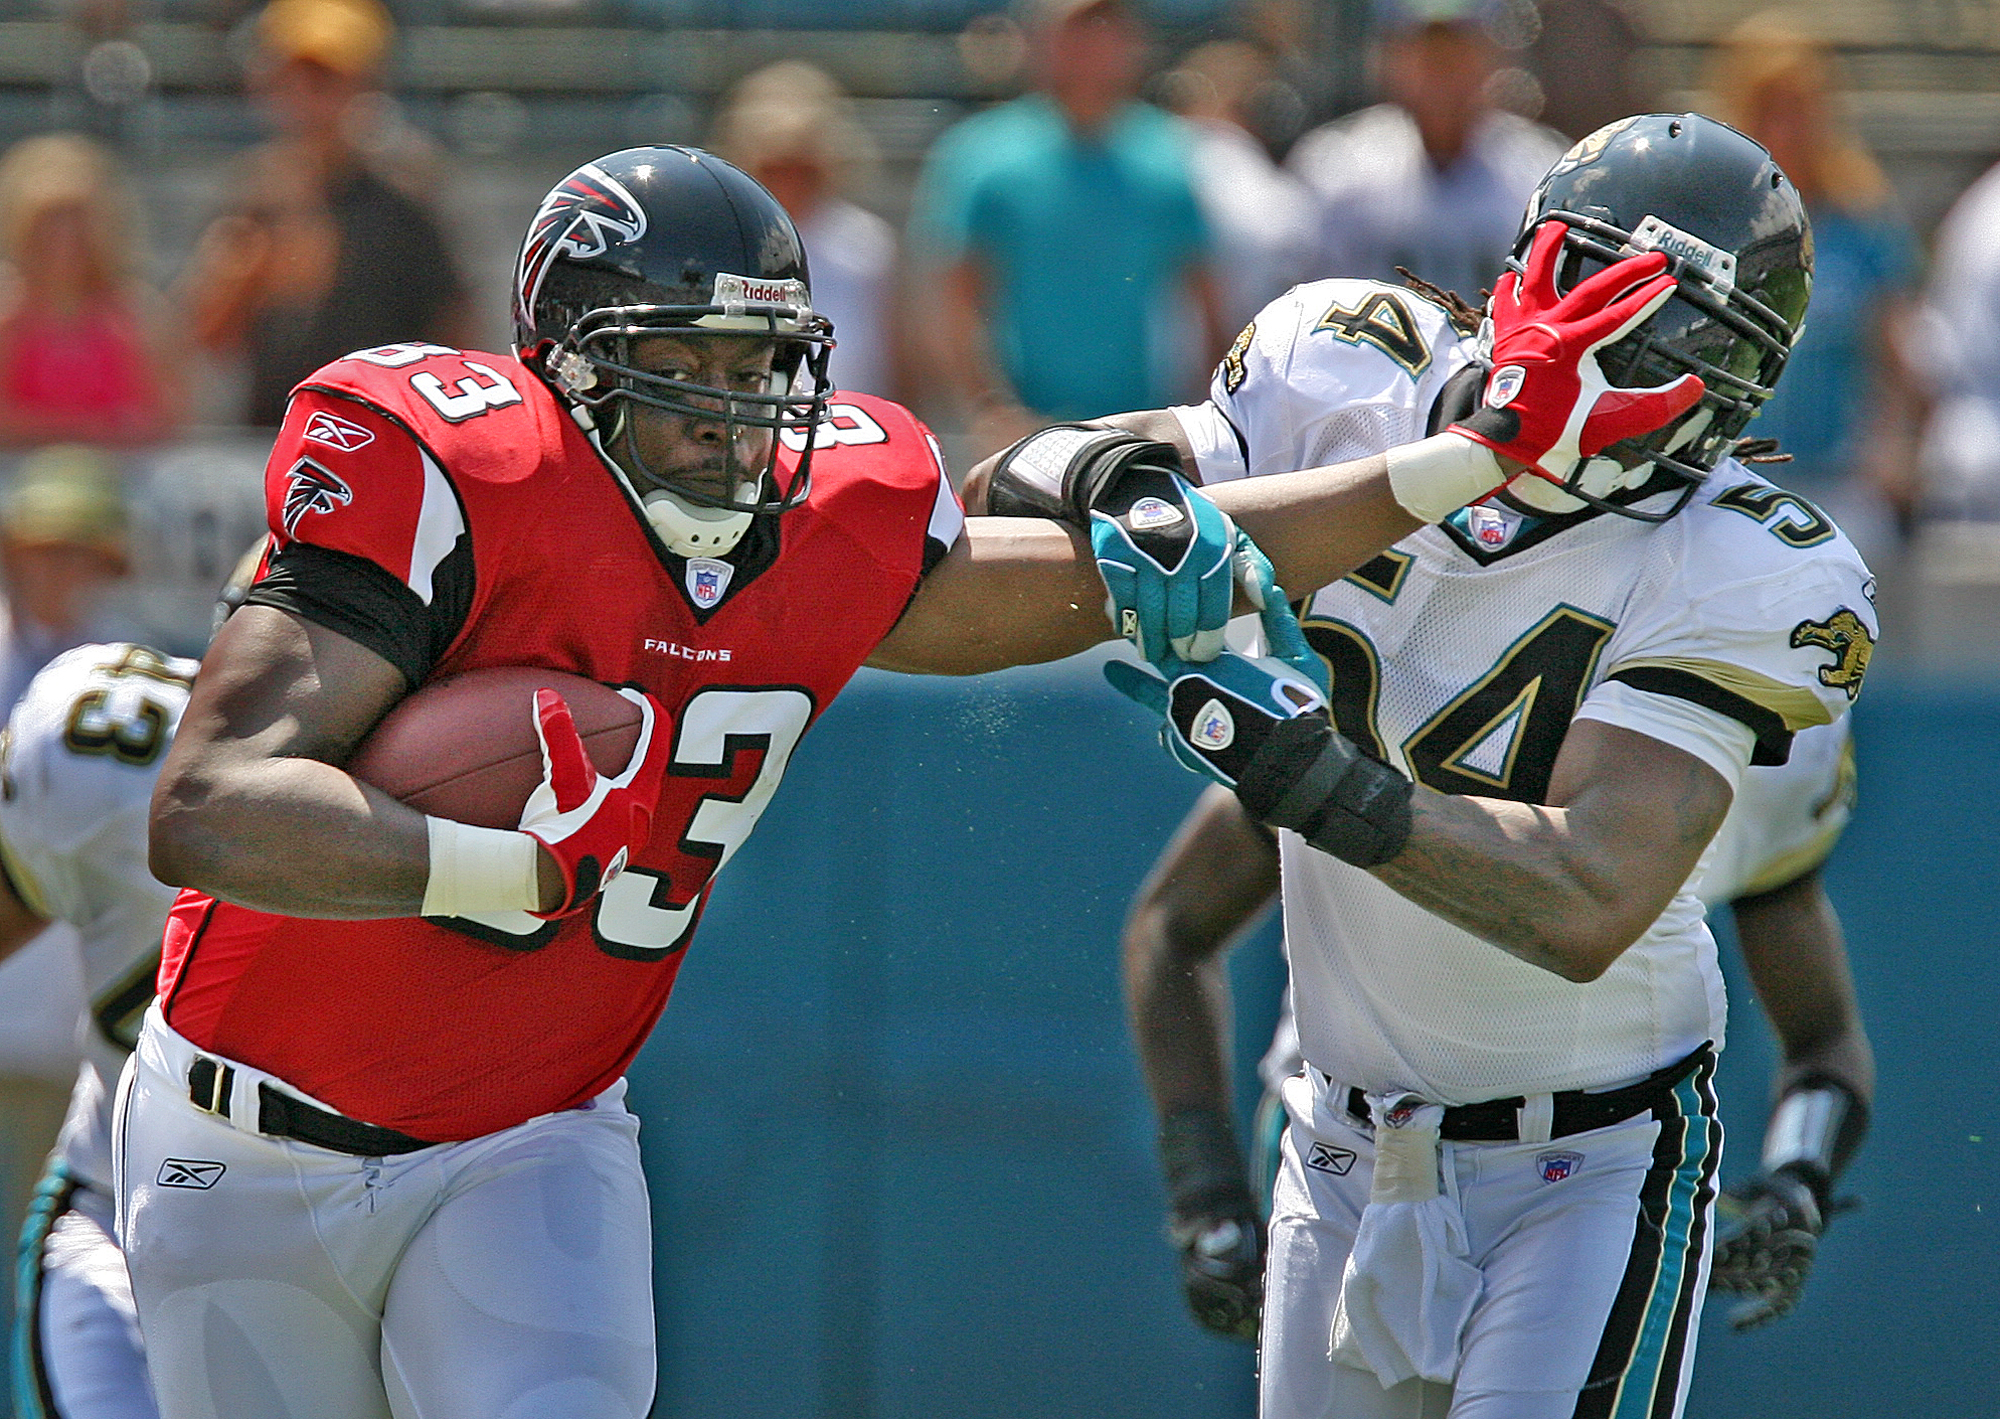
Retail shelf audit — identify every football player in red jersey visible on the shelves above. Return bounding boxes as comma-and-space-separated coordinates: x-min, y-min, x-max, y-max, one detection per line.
122, 146, 1695, 1418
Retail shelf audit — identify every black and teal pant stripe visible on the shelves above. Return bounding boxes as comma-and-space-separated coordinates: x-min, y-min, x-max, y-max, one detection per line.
12, 1158, 75, 1419
1574, 1050, 1723, 1419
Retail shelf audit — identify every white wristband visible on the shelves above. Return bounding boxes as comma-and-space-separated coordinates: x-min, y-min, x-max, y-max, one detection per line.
1384, 432, 1507, 524
422, 816, 542, 918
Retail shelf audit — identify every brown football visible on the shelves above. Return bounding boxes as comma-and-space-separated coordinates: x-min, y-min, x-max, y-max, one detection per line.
347, 668, 644, 830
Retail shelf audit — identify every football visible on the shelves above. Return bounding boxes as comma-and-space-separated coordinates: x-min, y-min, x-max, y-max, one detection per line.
347, 667, 645, 830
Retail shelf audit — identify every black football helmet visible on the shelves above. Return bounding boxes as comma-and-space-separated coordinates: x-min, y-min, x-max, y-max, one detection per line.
513, 146, 834, 553
1508, 113, 1813, 521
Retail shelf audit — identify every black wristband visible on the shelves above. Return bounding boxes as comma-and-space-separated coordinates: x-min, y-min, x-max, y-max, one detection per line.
1159, 1108, 1255, 1219
1235, 716, 1414, 868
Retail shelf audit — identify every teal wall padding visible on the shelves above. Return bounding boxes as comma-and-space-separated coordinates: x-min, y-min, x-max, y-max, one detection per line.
627, 661, 1996, 1417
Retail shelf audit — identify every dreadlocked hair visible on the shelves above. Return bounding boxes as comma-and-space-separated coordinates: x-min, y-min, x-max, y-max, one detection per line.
1396, 268, 1484, 336
1730, 437, 1792, 464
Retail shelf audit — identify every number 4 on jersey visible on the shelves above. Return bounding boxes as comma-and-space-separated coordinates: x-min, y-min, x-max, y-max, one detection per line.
1313, 291, 1431, 375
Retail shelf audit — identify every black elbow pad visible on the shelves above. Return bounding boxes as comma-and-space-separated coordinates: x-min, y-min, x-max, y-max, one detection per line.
1235, 715, 1414, 868
985, 425, 1189, 526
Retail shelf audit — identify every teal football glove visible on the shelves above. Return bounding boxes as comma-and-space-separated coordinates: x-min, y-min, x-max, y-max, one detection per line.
1103, 594, 1329, 789
985, 424, 1243, 663
1089, 469, 1240, 664
1107, 593, 1414, 869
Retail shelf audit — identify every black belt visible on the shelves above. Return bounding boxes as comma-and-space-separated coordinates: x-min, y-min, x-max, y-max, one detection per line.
187, 1056, 438, 1157
1340, 1045, 1713, 1143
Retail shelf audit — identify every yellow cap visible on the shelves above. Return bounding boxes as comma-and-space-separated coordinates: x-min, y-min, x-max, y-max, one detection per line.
257, 0, 394, 78
2, 445, 128, 558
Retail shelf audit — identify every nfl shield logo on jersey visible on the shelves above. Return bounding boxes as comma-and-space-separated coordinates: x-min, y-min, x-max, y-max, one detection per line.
1467, 503, 1518, 549
1536, 1150, 1584, 1183
686, 558, 734, 610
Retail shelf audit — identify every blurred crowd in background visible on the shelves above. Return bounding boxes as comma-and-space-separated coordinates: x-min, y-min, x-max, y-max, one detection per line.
0, 0, 1997, 1403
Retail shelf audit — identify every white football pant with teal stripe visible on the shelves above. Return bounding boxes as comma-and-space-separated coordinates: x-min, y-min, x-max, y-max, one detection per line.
1260, 1056, 1721, 1419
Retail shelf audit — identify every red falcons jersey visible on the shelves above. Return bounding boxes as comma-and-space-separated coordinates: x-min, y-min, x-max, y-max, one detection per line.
158, 343, 963, 1140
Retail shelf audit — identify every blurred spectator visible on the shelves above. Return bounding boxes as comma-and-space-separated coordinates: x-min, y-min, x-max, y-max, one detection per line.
711, 62, 901, 401
0, 444, 130, 712
178, 0, 469, 428
910, 0, 1225, 454
1525, 0, 1653, 141
1917, 162, 2000, 526
1160, 40, 1316, 330
1709, 11, 1923, 558
1286, 0, 1565, 301
0, 133, 179, 450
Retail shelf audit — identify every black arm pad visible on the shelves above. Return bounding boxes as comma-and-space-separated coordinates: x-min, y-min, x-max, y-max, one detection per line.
1235, 715, 1414, 869
986, 424, 1190, 525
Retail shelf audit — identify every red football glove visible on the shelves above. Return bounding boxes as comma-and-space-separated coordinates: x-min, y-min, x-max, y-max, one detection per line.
520, 686, 672, 917
1450, 221, 1707, 484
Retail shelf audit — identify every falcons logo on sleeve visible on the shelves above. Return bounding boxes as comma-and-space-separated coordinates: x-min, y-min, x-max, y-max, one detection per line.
281, 456, 354, 536
514, 164, 649, 332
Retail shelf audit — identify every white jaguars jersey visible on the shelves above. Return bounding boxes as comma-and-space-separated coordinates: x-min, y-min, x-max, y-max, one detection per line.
1184, 280, 1878, 1102
0, 643, 193, 1186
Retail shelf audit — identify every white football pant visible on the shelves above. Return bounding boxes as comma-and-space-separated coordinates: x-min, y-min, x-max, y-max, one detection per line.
113, 1015, 656, 1419
1261, 1061, 1721, 1419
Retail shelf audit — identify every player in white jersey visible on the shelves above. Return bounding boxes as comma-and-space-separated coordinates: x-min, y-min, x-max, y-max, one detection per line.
3, 643, 193, 1419
980, 114, 1873, 1418
1124, 708, 1871, 1348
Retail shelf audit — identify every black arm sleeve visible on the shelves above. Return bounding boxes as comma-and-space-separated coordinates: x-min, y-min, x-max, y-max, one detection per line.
244, 538, 473, 691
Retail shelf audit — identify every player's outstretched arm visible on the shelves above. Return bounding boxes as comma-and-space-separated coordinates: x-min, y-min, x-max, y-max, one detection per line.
1123, 784, 1280, 1343
867, 452, 1431, 677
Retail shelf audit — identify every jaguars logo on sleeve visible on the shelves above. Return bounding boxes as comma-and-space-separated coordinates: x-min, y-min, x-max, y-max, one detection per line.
1790, 608, 1874, 701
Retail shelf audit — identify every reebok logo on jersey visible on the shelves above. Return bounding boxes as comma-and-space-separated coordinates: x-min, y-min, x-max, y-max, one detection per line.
686, 557, 734, 609
1126, 497, 1184, 532
281, 457, 353, 536
1306, 1143, 1356, 1175
1485, 365, 1526, 408
301, 410, 377, 451
158, 1158, 226, 1189
1536, 1150, 1584, 1183
1190, 699, 1235, 751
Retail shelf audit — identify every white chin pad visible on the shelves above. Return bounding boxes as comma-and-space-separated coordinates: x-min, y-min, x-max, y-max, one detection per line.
643, 486, 757, 557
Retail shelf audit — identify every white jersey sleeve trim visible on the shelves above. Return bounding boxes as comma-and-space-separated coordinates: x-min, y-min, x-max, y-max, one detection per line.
1572, 679, 1756, 795
409, 450, 467, 606
923, 433, 966, 553
1172, 402, 1248, 485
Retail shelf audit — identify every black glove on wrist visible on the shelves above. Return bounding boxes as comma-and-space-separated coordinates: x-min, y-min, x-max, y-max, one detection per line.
1159, 1108, 1264, 1344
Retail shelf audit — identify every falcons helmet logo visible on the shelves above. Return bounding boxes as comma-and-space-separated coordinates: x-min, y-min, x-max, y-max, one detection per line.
514, 163, 649, 333
281, 456, 353, 536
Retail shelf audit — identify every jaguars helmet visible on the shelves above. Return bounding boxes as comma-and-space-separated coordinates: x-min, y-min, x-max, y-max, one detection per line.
512, 146, 835, 557
1506, 113, 1813, 522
